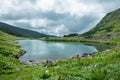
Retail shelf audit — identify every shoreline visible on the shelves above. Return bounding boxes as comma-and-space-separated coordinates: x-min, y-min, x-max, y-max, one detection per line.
10, 50, 26, 59
21, 51, 97, 66
16, 40, 112, 66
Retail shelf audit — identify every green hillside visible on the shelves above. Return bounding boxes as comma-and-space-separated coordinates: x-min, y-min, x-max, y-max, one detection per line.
0, 22, 54, 38
84, 8, 120, 41
0, 30, 23, 56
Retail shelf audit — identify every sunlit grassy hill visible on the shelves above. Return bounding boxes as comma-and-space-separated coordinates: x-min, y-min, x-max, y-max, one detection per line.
83, 8, 120, 43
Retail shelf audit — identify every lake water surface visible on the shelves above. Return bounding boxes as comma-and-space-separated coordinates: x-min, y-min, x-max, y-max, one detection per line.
18, 40, 109, 62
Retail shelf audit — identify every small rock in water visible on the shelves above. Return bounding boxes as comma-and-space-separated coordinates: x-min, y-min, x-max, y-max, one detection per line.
81, 53, 89, 58
89, 53, 93, 55
105, 49, 110, 52
29, 60, 35, 62
72, 54, 80, 59
76, 54, 80, 58
83, 53, 89, 56
22, 61, 29, 65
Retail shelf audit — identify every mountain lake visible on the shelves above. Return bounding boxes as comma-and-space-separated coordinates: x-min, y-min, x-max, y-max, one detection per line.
17, 40, 111, 63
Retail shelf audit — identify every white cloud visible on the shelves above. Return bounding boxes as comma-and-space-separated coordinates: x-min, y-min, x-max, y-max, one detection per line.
36, 0, 55, 12
53, 24, 68, 36
30, 19, 50, 27
55, 0, 103, 17
0, 0, 104, 16
0, 0, 120, 36
0, 0, 13, 14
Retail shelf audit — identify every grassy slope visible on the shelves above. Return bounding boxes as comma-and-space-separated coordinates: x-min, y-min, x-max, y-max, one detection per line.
0, 31, 24, 78
85, 8, 120, 35
0, 31, 24, 56
83, 8, 120, 42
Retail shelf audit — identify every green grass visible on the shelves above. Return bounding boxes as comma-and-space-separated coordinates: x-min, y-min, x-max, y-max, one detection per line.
110, 36, 120, 44
39, 37, 105, 43
0, 31, 24, 56
0, 30, 120, 80
0, 31, 25, 76
0, 47, 120, 80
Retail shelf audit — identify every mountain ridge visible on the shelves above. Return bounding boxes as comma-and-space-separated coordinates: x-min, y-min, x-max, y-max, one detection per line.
0, 22, 55, 38
83, 8, 120, 36
82, 8, 120, 42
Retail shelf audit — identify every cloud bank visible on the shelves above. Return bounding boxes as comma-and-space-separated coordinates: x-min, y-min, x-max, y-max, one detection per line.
0, 0, 120, 36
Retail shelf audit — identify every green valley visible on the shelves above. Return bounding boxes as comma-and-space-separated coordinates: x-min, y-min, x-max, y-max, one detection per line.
0, 8, 120, 80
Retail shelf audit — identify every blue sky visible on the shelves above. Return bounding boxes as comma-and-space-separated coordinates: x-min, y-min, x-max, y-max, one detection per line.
0, 0, 120, 36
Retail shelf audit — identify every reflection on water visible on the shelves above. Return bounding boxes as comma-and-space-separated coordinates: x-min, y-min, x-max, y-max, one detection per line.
18, 40, 98, 62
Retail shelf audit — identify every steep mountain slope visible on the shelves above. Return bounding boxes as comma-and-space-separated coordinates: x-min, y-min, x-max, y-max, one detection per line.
84, 8, 120, 40
0, 22, 53, 38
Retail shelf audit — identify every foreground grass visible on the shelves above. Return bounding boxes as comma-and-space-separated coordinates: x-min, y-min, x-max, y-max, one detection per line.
0, 31, 120, 80
0, 31, 24, 76
1, 47, 120, 80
